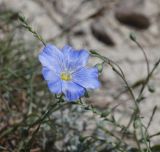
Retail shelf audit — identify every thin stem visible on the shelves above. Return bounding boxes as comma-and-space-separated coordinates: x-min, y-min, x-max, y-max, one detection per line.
28, 97, 62, 129
137, 59, 160, 100
130, 34, 150, 76
18, 14, 46, 46
90, 51, 152, 152
146, 106, 157, 131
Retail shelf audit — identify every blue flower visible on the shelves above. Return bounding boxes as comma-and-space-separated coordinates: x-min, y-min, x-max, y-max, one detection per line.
39, 44, 100, 101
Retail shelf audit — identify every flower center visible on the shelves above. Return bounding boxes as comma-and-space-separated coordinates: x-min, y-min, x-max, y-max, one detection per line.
61, 72, 72, 81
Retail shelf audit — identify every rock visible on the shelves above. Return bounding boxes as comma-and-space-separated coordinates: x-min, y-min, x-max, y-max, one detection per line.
90, 20, 115, 46
115, 12, 150, 30
115, 0, 151, 30
73, 29, 85, 36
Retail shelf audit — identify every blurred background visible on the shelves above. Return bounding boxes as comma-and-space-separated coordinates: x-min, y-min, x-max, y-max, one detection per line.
1, 0, 160, 151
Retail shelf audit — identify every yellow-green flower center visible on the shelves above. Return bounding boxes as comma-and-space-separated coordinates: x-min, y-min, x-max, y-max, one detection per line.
61, 72, 72, 81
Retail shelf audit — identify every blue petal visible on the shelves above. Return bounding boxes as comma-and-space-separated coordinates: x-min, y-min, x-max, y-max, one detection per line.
62, 81, 85, 101
62, 45, 89, 71
39, 44, 64, 73
48, 78, 62, 94
72, 67, 100, 89
42, 67, 59, 81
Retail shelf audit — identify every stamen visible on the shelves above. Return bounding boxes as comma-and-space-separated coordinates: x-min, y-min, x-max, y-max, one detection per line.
61, 72, 72, 81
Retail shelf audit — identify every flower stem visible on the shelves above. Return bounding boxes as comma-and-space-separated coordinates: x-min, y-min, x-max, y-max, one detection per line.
18, 14, 46, 46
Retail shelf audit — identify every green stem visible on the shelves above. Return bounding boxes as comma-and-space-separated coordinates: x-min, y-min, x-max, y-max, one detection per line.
18, 14, 46, 46
90, 51, 152, 152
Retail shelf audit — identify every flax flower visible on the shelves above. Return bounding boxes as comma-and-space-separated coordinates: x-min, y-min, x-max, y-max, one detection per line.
39, 44, 100, 101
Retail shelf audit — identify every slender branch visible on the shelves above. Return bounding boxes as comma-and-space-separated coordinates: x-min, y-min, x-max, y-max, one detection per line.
137, 59, 160, 100
90, 50, 153, 152
130, 33, 150, 76
18, 14, 46, 46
